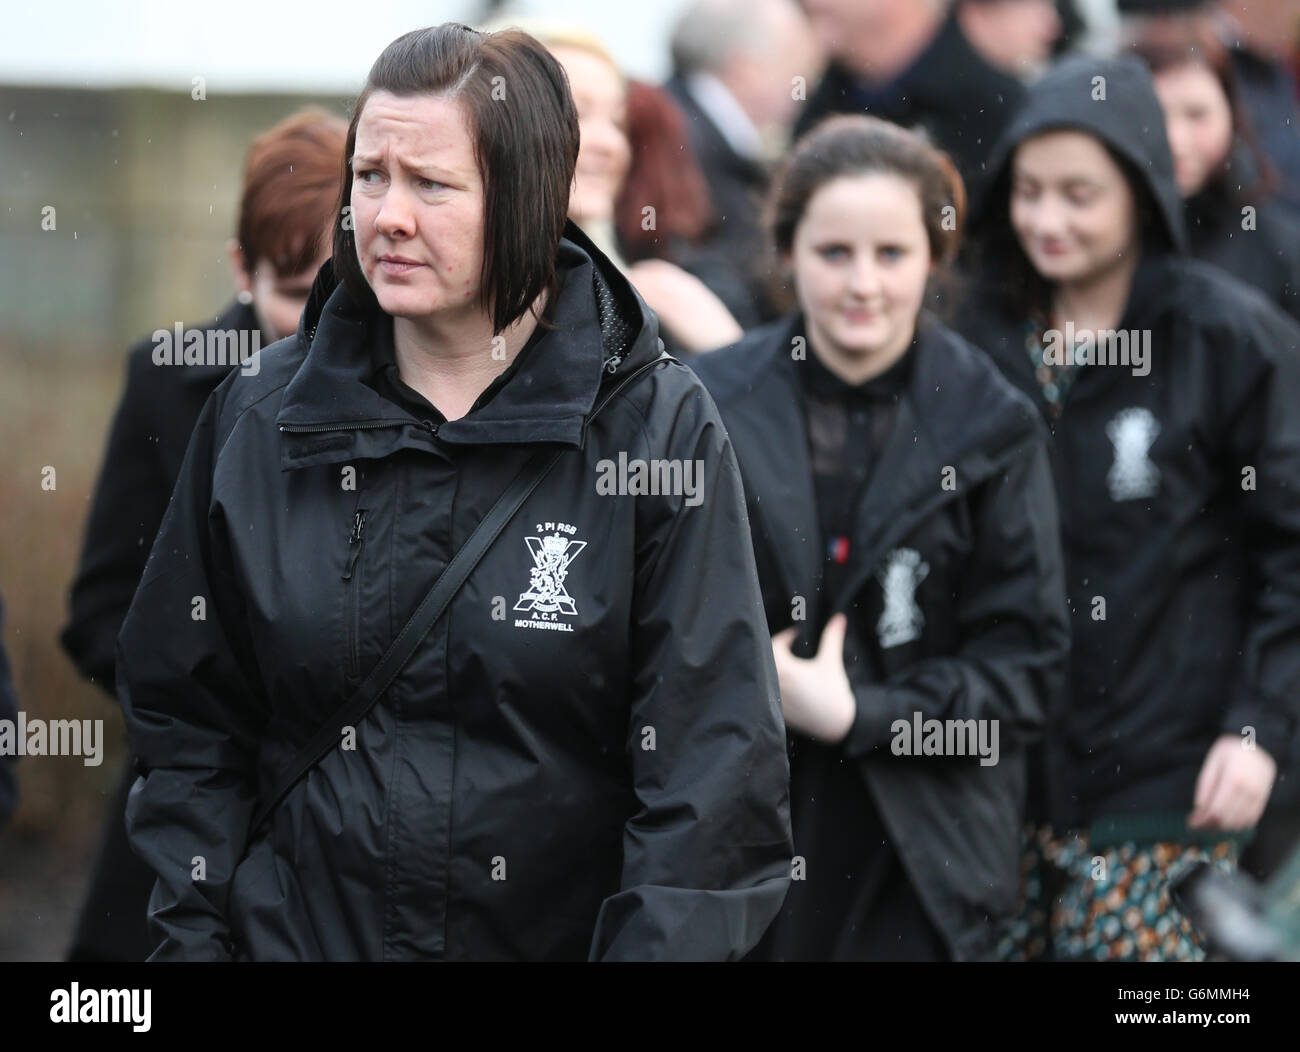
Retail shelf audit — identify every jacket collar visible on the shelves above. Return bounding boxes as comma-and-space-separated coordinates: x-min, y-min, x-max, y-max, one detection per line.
721, 315, 822, 625
819, 12, 1014, 118
161, 298, 265, 390
214, 297, 262, 337
666, 74, 769, 186
731, 313, 1037, 635
275, 220, 658, 469
895, 12, 1014, 112
974, 250, 1178, 383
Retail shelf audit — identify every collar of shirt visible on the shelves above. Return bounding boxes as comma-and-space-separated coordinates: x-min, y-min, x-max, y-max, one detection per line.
684, 71, 765, 162
369, 311, 549, 424
796, 327, 916, 405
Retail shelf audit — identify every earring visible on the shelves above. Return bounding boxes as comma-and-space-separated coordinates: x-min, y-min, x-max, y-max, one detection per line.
237, 289, 253, 305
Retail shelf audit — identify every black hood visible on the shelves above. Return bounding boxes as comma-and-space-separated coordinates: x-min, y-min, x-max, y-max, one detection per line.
974, 55, 1188, 254
277, 218, 662, 451
296, 218, 651, 370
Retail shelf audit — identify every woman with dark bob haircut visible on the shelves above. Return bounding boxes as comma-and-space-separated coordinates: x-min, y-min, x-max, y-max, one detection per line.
118, 23, 793, 962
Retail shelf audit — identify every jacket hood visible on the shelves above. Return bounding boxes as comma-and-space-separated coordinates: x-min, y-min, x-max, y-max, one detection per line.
296, 219, 651, 366
974, 55, 1188, 254
279, 219, 661, 451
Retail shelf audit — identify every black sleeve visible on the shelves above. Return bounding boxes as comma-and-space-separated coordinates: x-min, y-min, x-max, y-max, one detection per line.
61, 347, 173, 698
118, 383, 271, 961
841, 433, 1070, 755
587, 377, 793, 960
1220, 308, 1300, 759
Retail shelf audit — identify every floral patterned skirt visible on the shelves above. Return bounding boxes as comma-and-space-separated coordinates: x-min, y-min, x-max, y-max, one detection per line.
999, 822, 1241, 961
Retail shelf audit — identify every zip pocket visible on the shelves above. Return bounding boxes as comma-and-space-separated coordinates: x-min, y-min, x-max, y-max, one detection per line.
342, 508, 367, 681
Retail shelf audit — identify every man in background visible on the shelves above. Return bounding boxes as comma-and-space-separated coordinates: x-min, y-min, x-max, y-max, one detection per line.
794, 0, 1028, 192
957, 0, 1065, 79
666, 0, 820, 322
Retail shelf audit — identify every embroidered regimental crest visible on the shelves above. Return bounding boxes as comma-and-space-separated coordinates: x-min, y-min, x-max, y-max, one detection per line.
514, 522, 585, 630
876, 547, 929, 649
1105, 407, 1161, 501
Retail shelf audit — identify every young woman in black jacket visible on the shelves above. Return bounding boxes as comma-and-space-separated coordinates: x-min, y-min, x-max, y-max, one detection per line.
960, 55, 1300, 961
690, 114, 1069, 961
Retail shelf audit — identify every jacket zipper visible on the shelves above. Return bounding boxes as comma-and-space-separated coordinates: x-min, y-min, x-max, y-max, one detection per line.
280, 418, 440, 439
280, 422, 403, 435
342, 508, 367, 680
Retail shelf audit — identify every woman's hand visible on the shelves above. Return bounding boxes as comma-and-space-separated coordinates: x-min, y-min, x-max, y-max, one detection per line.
771, 614, 857, 744
626, 259, 743, 353
1188, 734, 1277, 831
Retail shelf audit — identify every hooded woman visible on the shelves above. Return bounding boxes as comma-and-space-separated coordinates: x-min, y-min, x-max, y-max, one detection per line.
690, 114, 1069, 961
959, 55, 1300, 961
117, 23, 792, 962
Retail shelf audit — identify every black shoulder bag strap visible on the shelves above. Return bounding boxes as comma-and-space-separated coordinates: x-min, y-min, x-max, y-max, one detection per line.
248, 351, 672, 836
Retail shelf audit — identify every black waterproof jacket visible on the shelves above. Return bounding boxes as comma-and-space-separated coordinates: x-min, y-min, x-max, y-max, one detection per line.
118, 222, 793, 961
961, 253, 1300, 829
1184, 173, 1300, 324
689, 314, 1069, 960
960, 57, 1300, 831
